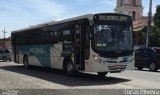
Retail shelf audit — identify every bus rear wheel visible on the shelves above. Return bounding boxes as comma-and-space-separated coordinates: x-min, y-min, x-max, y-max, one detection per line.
97, 72, 108, 77
2, 57, 7, 62
23, 56, 30, 69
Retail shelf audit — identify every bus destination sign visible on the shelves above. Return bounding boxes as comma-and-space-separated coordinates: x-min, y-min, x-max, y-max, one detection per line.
96, 15, 130, 22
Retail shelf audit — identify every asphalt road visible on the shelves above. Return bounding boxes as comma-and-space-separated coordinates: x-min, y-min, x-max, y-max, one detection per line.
0, 61, 160, 94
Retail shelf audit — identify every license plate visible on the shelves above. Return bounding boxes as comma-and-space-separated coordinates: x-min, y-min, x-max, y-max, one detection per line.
115, 65, 122, 68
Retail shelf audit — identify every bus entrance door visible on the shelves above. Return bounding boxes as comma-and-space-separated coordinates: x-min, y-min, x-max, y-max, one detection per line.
74, 25, 85, 70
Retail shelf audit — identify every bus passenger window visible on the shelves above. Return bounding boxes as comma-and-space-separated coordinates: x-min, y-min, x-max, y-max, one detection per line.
63, 30, 72, 41
63, 30, 71, 35
54, 31, 59, 43
54, 31, 58, 36
50, 32, 54, 38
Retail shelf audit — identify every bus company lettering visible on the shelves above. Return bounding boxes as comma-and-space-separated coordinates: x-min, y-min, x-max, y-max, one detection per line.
29, 48, 44, 54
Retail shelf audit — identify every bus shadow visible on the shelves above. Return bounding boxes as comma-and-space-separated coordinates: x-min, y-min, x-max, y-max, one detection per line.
0, 65, 131, 87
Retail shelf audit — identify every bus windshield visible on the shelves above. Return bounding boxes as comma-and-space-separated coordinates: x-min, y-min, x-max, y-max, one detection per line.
94, 24, 132, 51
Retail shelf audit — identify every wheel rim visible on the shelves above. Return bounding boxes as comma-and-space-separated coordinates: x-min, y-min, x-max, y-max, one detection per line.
150, 63, 156, 71
67, 63, 73, 74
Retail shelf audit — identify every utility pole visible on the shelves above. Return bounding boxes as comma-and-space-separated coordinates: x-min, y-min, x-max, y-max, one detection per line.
2, 28, 7, 39
146, 0, 152, 47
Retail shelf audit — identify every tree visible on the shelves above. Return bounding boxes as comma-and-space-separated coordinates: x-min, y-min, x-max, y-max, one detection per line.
150, 27, 160, 46
136, 5, 160, 47
137, 26, 147, 45
136, 26, 160, 47
151, 5, 160, 47
154, 5, 160, 28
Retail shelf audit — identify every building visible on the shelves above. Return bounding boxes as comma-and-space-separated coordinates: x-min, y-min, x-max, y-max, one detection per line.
0, 38, 11, 49
114, 0, 151, 31
115, 0, 151, 44
115, 0, 143, 21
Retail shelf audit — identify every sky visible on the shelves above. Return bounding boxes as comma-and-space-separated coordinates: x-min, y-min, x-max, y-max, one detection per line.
0, 0, 160, 38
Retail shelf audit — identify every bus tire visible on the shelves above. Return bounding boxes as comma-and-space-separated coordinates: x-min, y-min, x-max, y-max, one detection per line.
2, 57, 7, 62
23, 56, 30, 69
63, 58, 75, 76
97, 72, 108, 77
9, 58, 12, 61
137, 66, 143, 70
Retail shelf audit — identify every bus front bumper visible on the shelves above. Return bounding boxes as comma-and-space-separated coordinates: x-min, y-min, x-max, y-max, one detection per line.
85, 57, 135, 72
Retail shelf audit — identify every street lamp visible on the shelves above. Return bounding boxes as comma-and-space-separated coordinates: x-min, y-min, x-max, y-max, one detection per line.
146, 0, 152, 47
2, 28, 7, 39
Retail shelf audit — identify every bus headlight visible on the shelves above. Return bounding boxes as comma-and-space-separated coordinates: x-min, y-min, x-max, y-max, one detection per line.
93, 55, 102, 63
94, 56, 98, 60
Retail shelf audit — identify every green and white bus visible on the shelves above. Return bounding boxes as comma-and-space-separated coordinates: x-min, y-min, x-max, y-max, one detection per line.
11, 13, 134, 77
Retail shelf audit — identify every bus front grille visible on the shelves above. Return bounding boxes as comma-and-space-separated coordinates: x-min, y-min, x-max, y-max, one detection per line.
108, 65, 127, 70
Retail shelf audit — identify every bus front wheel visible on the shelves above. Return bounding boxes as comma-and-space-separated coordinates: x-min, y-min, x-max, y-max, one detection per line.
23, 56, 30, 69
63, 59, 75, 76
97, 72, 108, 77
137, 66, 143, 70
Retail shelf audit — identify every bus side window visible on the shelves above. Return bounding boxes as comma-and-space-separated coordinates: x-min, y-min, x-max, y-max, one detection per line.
27, 30, 33, 45
36, 29, 41, 44
49, 31, 54, 43
37, 30, 41, 44
41, 29, 46, 44
48, 30, 59, 43
16, 34, 21, 45
40, 29, 44, 44
53, 31, 59, 43
32, 30, 37, 44
62, 29, 72, 41
59, 30, 63, 42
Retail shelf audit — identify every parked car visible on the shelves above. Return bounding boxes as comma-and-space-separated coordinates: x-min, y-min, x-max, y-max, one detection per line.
134, 47, 160, 72
0, 49, 11, 61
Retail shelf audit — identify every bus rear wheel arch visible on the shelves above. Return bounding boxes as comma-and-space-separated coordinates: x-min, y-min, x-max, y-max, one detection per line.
63, 57, 75, 76
23, 55, 30, 69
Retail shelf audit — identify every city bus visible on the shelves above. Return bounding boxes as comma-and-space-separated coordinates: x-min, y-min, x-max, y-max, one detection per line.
11, 13, 134, 77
